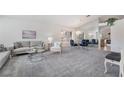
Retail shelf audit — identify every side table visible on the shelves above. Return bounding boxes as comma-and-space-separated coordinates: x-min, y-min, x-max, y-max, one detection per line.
7, 46, 14, 58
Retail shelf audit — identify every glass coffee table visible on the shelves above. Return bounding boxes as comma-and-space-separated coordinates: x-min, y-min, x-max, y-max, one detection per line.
27, 48, 46, 62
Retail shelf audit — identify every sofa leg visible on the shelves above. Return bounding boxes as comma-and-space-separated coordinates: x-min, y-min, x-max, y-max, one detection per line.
9, 55, 12, 59
122, 64, 124, 77
104, 59, 107, 73
119, 71, 122, 77
119, 64, 123, 77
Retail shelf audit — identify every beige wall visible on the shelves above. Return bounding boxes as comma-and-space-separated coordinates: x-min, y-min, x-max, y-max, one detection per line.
0, 17, 62, 47
111, 19, 124, 52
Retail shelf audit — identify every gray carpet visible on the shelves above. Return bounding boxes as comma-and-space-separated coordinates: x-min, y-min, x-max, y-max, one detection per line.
0, 47, 119, 77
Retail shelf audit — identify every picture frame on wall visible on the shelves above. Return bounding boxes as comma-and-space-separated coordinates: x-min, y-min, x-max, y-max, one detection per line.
22, 30, 36, 39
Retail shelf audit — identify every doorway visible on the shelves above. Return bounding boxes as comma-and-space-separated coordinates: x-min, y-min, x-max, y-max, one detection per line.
99, 26, 111, 51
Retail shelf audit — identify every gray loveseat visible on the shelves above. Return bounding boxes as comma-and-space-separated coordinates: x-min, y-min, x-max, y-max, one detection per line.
13, 41, 45, 55
0, 44, 10, 68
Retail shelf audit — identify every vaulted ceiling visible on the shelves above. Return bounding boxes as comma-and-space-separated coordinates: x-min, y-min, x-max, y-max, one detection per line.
99, 15, 124, 23
1, 15, 124, 28
1, 15, 83, 27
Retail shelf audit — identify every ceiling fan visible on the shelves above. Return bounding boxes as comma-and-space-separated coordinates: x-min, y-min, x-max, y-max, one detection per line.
86, 15, 91, 17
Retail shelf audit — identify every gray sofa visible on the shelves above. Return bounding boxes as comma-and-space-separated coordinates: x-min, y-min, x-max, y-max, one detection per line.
0, 44, 10, 68
13, 41, 45, 55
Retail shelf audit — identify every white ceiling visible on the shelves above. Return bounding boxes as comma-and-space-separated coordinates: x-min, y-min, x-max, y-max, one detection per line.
2, 15, 83, 27
1, 15, 124, 28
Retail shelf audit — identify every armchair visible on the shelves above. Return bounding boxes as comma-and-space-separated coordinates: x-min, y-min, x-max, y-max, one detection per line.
104, 49, 124, 77
80, 40, 88, 47
50, 42, 62, 54
70, 39, 78, 47
92, 39, 98, 44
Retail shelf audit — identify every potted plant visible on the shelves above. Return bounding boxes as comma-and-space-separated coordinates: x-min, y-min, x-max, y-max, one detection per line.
105, 18, 118, 26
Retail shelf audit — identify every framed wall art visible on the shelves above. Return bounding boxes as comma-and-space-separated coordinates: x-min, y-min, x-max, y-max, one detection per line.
22, 30, 36, 39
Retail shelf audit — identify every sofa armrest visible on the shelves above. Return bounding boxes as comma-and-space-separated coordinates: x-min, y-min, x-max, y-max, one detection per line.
6, 46, 14, 57
6, 46, 14, 51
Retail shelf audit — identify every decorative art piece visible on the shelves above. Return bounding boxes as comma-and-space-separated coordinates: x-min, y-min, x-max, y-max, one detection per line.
22, 30, 36, 39
105, 18, 118, 26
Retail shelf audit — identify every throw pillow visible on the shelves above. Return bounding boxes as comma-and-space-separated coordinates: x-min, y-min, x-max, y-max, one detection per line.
14, 42, 22, 49
0, 44, 7, 52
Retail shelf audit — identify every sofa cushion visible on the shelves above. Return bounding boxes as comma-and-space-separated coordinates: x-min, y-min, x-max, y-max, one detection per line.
0, 44, 4, 52
30, 41, 43, 48
53, 42, 61, 48
0, 44, 7, 52
14, 42, 23, 49
13, 47, 31, 53
0, 44, 4, 48
14, 41, 30, 49
0, 51, 10, 68
20, 41, 30, 47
